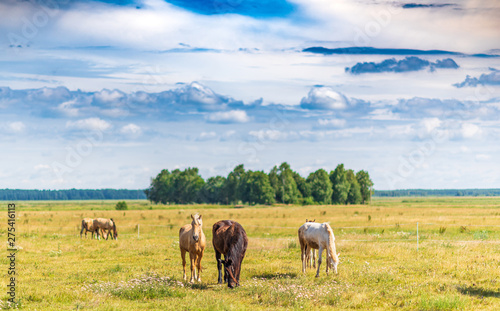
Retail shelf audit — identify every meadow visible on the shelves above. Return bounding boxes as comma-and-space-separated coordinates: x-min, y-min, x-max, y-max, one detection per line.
1, 197, 499, 310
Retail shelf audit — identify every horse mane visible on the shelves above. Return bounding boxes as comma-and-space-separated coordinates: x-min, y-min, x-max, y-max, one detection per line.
324, 223, 338, 263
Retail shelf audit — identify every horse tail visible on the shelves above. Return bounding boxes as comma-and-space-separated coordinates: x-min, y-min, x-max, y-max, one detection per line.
325, 223, 338, 263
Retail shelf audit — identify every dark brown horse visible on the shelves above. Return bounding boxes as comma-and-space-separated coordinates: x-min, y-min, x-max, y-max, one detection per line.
212, 220, 248, 288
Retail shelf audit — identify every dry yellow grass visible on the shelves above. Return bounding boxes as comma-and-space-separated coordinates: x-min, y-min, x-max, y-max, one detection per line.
1, 197, 499, 310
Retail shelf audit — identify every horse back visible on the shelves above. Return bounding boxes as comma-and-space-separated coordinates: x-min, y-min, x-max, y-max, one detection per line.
212, 220, 248, 256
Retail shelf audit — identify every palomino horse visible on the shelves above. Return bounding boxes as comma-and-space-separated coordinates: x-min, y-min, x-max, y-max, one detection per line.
179, 214, 206, 283
298, 222, 340, 277
95, 218, 118, 240
212, 220, 248, 288
80, 218, 98, 239
304, 219, 316, 269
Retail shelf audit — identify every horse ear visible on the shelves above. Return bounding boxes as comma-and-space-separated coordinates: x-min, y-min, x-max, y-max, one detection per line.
199, 214, 202, 219
191, 214, 194, 220
313, 219, 315, 222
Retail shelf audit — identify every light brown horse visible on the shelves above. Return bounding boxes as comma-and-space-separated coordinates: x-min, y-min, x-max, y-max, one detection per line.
80, 218, 98, 239
179, 214, 206, 283
95, 218, 118, 240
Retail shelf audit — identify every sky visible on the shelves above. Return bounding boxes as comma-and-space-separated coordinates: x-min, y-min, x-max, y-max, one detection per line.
0, 0, 499, 190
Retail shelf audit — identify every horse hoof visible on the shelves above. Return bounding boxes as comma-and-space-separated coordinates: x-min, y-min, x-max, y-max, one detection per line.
315, 274, 319, 278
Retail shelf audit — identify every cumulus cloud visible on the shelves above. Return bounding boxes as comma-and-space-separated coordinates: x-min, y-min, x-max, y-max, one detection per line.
206, 110, 250, 123
461, 123, 481, 138
453, 69, 500, 88
345, 57, 459, 75
120, 123, 141, 135
66, 118, 111, 131
300, 87, 348, 110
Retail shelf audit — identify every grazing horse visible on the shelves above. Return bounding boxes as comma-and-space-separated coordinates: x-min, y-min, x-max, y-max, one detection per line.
298, 222, 340, 277
212, 220, 248, 288
304, 219, 316, 269
95, 218, 118, 240
179, 214, 206, 283
80, 218, 98, 239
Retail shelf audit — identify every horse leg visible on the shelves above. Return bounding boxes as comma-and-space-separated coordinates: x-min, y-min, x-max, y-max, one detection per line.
313, 249, 316, 269
300, 242, 306, 273
196, 252, 203, 282
181, 249, 187, 281
189, 252, 195, 283
215, 251, 223, 284
316, 247, 323, 278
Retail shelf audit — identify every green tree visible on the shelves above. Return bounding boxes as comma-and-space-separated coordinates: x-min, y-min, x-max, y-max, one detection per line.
223, 164, 246, 204
145, 169, 176, 204
268, 162, 301, 204
241, 170, 275, 204
306, 169, 333, 204
173, 167, 205, 204
199, 176, 226, 203
346, 170, 362, 204
330, 164, 350, 204
293, 171, 311, 198
356, 170, 374, 204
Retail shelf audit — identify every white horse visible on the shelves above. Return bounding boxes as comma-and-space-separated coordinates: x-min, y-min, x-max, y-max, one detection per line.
298, 222, 340, 277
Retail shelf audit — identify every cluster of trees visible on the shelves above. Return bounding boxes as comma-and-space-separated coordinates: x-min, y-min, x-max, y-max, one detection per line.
145, 163, 374, 205
0, 189, 147, 200
374, 189, 500, 197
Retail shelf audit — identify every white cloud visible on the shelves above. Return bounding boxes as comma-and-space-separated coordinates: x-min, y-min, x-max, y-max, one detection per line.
421, 118, 442, 134
318, 118, 346, 128
301, 87, 348, 110
120, 123, 141, 135
94, 89, 125, 103
249, 129, 291, 141
206, 110, 250, 123
461, 123, 481, 138
198, 131, 217, 140
8, 121, 25, 133
66, 118, 111, 131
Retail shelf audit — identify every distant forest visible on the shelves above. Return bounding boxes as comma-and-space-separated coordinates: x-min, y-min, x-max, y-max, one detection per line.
0, 189, 146, 201
374, 189, 500, 197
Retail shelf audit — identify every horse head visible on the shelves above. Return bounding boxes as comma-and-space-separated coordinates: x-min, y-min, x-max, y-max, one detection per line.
191, 214, 202, 242
329, 252, 340, 274
221, 258, 239, 288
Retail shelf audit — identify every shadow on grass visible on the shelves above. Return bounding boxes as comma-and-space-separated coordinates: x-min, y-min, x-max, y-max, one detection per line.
252, 272, 298, 279
186, 283, 210, 290
457, 286, 500, 298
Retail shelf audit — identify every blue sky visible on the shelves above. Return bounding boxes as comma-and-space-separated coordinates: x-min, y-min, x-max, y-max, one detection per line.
0, 0, 499, 190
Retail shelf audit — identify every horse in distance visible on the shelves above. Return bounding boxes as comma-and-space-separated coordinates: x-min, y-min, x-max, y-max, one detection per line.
298, 222, 340, 277
179, 214, 206, 283
80, 218, 98, 239
95, 218, 118, 240
212, 220, 248, 288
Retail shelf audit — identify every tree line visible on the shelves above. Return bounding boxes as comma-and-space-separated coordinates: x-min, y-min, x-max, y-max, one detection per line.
0, 189, 147, 201
145, 163, 374, 205
374, 189, 500, 197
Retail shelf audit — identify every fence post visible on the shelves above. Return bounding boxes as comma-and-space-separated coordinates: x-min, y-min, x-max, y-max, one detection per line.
417, 222, 419, 252
138, 224, 140, 239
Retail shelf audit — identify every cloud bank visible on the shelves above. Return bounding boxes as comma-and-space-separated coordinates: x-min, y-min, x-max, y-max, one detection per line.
345, 57, 459, 74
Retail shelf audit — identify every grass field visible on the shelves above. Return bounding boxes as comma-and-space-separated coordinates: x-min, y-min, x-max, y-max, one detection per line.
1, 197, 499, 310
